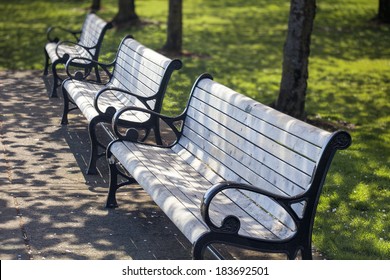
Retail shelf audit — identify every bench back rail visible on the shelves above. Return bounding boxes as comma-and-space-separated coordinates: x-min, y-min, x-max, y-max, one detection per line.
78, 13, 110, 56
108, 37, 177, 113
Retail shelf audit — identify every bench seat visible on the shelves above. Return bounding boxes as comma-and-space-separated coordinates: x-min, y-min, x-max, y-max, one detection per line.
109, 140, 296, 245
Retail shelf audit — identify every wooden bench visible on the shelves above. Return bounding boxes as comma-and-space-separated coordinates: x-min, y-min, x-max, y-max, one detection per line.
106, 73, 352, 260
61, 35, 182, 174
43, 12, 112, 97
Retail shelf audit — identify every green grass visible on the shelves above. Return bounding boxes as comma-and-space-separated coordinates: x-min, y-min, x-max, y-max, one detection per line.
0, 0, 389, 259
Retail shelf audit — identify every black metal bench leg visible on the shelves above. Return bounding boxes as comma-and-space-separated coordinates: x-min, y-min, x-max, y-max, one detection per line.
106, 158, 120, 208
43, 48, 49, 76
105, 153, 137, 208
192, 239, 208, 260
300, 246, 313, 260
193, 232, 225, 260
87, 117, 103, 175
61, 85, 70, 125
94, 65, 101, 83
50, 61, 60, 98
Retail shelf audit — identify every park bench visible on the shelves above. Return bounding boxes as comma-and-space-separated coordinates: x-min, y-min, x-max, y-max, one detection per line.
43, 12, 112, 97
105, 73, 352, 260
61, 35, 182, 174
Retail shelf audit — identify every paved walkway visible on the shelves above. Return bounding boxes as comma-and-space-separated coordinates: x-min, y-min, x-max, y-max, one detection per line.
0, 71, 323, 260
0, 70, 195, 260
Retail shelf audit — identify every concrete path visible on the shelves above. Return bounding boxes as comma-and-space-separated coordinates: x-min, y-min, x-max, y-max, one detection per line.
0, 70, 193, 260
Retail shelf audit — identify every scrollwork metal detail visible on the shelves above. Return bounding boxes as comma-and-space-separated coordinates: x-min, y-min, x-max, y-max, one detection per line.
332, 131, 352, 150
214, 215, 241, 234
125, 128, 139, 141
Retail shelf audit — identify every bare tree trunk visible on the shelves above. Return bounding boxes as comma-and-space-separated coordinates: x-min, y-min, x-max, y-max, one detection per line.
112, 0, 139, 27
378, 0, 390, 23
163, 0, 183, 54
275, 0, 316, 119
90, 0, 100, 12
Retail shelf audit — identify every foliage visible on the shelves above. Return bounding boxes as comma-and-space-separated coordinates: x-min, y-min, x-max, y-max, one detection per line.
0, 0, 389, 259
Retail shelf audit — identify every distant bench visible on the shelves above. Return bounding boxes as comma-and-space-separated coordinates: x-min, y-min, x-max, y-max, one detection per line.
61, 35, 182, 174
106, 74, 352, 259
43, 12, 112, 97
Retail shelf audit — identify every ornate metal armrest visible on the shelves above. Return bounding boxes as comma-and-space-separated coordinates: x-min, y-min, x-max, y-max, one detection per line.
93, 87, 154, 116
201, 181, 305, 234
46, 26, 81, 43
112, 106, 185, 145
65, 57, 114, 80
55, 41, 94, 60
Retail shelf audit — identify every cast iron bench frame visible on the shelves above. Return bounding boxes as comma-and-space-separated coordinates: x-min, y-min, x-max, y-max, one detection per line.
61, 35, 182, 174
105, 73, 352, 260
43, 12, 112, 97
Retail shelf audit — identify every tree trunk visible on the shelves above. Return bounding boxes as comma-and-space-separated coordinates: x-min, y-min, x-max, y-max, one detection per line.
112, 0, 139, 27
378, 0, 390, 23
275, 0, 316, 119
163, 0, 183, 54
90, 0, 100, 12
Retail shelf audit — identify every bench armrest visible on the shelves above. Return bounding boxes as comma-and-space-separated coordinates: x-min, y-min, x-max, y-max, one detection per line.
94, 87, 154, 116
46, 26, 81, 43
55, 41, 95, 59
201, 181, 302, 234
65, 57, 114, 81
57, 40, 98, 51
111, 106, 185, 145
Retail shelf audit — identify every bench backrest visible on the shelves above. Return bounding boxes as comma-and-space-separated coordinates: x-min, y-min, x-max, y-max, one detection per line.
176, 74, 351, 229
109, 36, 182, 111
77, 13, 112, 58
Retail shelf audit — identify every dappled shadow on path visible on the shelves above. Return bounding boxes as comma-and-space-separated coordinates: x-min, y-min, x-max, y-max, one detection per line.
0, 70, 192, 259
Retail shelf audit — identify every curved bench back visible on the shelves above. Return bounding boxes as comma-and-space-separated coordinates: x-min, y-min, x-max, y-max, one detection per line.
176, 75, 351, 227
78, 13, 112, 58
110, 36, 182, 111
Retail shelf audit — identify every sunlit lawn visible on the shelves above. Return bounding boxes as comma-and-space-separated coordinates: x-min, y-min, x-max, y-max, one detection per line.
0, 0, 389, 259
